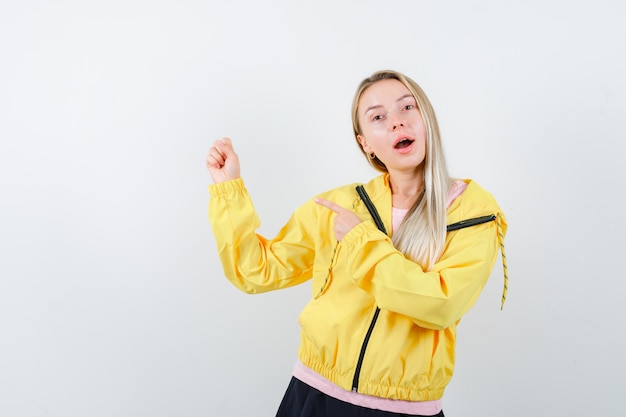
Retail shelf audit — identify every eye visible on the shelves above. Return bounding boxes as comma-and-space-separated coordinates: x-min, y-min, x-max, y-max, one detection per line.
372, 114, 384, 121
403, 104, 414, 111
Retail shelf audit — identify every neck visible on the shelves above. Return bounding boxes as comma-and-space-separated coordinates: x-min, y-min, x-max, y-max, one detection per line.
389, 170, 424, 209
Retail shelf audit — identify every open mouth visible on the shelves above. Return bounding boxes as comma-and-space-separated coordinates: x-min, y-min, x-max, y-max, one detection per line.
394, 138, 414, 149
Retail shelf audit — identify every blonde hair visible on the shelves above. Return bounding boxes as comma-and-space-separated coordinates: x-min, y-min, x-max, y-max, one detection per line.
351, 70, 452, 269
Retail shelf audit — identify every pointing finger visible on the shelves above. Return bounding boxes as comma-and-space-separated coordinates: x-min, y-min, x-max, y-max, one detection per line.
314, 198, 348, 214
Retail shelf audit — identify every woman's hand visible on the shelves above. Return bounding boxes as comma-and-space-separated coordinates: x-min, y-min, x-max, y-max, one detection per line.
315, 198, 363, 241
206, 137, 241, 183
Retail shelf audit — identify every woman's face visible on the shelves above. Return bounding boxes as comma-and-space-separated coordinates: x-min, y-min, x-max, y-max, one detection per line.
357, 79, 426, 175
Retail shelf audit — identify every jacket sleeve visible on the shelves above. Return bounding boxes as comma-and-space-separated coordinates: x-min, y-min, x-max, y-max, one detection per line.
340, 214, 505, 330
208, 178, 315, 293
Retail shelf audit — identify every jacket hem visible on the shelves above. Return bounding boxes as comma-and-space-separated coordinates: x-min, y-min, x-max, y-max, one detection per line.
298, 346, 446, 402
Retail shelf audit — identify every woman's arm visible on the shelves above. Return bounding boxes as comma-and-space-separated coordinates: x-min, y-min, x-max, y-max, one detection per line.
207, 139, 316, 293
340, 218, 503, 330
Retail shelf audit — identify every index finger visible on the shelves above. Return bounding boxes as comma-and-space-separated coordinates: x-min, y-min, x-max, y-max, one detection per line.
314, 198, 348, 214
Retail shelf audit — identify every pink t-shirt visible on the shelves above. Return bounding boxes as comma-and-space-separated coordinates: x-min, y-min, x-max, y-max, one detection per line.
293, 361, 442, 415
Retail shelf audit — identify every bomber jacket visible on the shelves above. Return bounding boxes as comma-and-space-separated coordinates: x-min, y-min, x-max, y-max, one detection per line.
208, 174, 507, 402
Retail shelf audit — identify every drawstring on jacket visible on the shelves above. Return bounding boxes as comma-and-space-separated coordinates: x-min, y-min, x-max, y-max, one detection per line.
497, 213, 508, 310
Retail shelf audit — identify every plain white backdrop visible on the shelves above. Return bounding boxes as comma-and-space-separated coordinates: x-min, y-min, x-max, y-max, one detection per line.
1, 0, 625, 416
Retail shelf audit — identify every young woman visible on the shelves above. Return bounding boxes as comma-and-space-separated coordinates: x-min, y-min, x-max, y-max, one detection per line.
206, 70, 508, 417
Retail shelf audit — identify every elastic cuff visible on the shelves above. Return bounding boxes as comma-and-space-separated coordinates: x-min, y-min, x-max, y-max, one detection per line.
208, 178, 245, 197
340, 221, 379, 248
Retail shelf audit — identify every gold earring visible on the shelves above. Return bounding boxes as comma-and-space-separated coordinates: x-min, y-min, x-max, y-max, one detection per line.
368, 152, 376, 160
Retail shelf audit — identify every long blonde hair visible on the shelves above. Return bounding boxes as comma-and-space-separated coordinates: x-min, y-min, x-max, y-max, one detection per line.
351, 70, 452, 270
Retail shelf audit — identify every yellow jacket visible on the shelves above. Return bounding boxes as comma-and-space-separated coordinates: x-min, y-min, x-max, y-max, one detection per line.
209, 174, 507, 402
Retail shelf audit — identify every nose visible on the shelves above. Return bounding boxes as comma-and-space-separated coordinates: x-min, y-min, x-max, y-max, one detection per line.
391, 113, 405, 130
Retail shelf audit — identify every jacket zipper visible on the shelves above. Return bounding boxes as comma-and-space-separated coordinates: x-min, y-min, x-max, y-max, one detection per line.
352, 306, 381, 392
446, 214, 496, 231
352, 185, 387, 393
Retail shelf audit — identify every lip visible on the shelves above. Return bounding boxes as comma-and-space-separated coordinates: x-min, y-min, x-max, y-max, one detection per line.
392, 134, 415, 147
392, 135, 415, 153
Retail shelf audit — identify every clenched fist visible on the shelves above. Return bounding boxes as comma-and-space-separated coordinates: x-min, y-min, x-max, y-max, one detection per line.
206, 137, 241, 184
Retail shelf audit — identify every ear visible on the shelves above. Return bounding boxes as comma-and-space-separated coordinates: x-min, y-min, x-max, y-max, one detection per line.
357, 135, 372, 154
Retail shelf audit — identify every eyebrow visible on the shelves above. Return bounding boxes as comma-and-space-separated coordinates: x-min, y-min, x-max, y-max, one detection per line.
364, 94, 415, 114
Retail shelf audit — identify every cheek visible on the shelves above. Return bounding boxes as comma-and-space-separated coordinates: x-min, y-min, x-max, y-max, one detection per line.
412, 118, 427, 143
360, 125, 383, 142
364, 132, 388, 152
410, 113, 426, 130
364, 124, 388, 139
418, 139, 427, 155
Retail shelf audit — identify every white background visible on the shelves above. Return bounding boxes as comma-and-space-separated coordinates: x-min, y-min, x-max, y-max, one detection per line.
1, 1, 625, 416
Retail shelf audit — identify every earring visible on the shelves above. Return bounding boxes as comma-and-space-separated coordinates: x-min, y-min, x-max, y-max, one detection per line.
368, 152, 376, 160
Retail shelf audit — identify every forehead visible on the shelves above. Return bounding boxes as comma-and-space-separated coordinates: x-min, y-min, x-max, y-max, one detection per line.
359, 79, 413, 110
